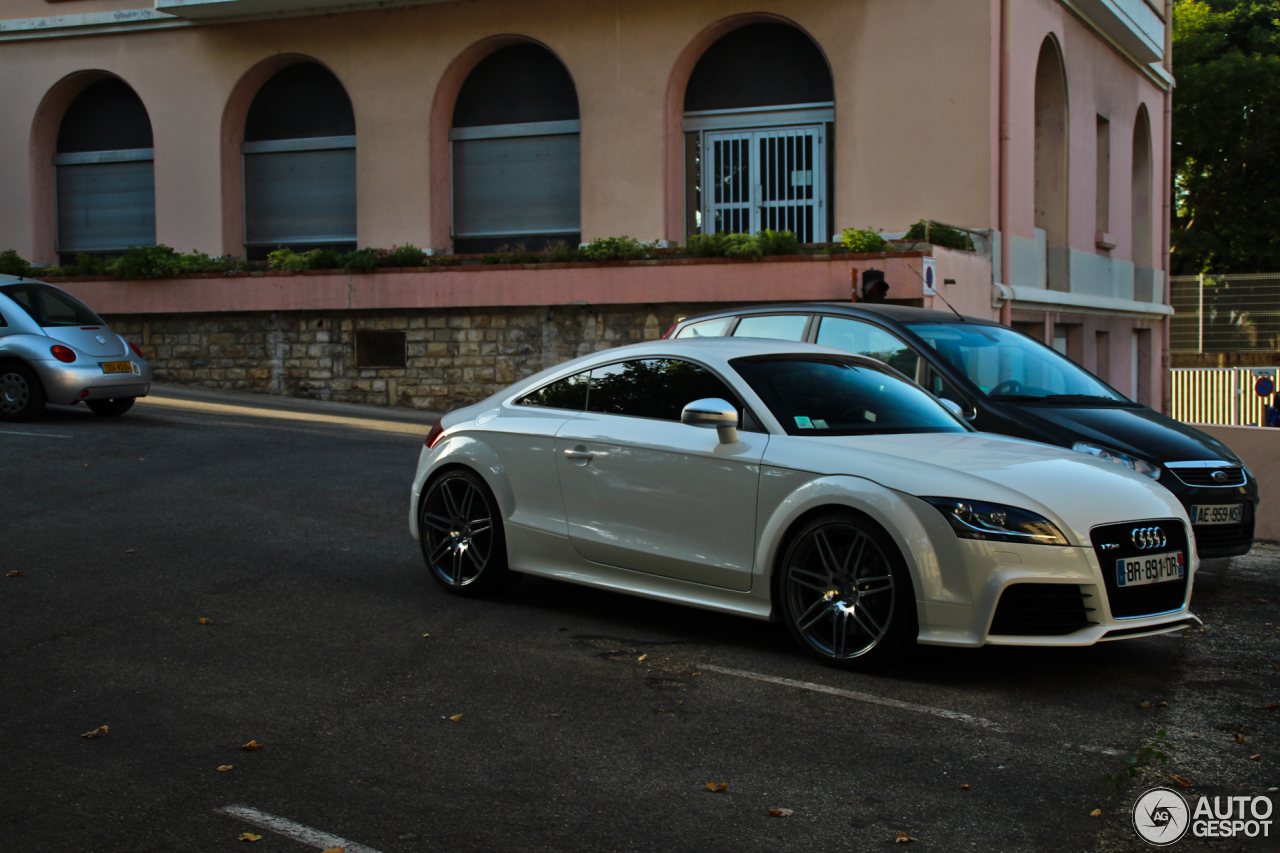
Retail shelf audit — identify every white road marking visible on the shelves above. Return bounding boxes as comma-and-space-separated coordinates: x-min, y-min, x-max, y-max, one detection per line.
216, 804, 385, 853
701, 665, 1005, 731
141, 396, 427, 437
0, 429, 72, 439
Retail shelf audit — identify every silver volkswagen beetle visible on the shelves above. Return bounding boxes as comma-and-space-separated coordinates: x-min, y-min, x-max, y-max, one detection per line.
0, 275, 151, 422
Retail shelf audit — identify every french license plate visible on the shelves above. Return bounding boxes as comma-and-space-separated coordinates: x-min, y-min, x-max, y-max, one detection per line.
100, 362, 131, 374
1190, 504, 1244, 525
1116, 551, 1185, 588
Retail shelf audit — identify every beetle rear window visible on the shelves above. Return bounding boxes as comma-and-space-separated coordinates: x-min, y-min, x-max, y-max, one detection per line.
0, 282, 104, 327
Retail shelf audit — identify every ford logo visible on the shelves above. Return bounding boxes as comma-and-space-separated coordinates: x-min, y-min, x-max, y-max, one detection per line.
1211, 470, 1228, 482
1131, 527, 1167, 550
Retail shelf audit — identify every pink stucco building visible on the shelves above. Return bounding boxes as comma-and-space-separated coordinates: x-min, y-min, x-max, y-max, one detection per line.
0, 0, 1174, 409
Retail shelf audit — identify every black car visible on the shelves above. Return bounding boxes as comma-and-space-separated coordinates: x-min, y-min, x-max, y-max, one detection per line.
668, 303, 1257, 558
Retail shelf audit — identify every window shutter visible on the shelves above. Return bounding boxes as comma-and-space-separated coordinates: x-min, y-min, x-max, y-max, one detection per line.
452, 133, 580, 238
55, 156, 156, 253
243, 145, 356, 246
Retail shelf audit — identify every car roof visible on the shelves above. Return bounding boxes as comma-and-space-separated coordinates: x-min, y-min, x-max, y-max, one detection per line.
679, 301, 1002, 328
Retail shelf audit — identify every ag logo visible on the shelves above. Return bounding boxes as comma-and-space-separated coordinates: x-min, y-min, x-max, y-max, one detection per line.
1132, 787, 1190, 846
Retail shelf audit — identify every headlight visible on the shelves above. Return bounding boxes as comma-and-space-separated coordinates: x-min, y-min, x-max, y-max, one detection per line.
1071, 442, 1161, 480
923, 497, 1069, 546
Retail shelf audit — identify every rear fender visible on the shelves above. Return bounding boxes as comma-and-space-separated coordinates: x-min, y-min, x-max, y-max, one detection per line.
411, 434, 514, 540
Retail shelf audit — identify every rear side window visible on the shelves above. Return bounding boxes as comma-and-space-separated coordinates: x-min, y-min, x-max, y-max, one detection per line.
816, 316, 922, 381
516, 371, 589, 410
732, 314, 808, 341
588, 358, 739, 421
0, 283, 103, 327
674, 317, 731, 338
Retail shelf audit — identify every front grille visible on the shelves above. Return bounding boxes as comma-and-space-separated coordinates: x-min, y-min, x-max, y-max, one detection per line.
1169, 465, 1246, 487
1194, 521, 1255, 552
1091, 519, 1190, 618
988, 584, 1096, 636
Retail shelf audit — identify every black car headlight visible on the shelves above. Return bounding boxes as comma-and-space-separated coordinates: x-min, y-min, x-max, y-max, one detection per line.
922, 497, 1069, 546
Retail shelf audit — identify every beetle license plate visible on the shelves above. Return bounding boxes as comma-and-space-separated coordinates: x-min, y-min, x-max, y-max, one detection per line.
100, 362, 132, 374
1190, 504, 1244, 525
1116, 551, 1185, 588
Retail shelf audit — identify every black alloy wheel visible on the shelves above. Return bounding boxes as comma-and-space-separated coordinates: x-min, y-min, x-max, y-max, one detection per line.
86, 397, 136, 417
418, 469, 515, 595
0, 362, 47, 423
778, 511, 916, 668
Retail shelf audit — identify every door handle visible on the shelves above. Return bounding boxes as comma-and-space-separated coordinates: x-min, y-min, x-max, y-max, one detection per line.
564, 448, 594, 461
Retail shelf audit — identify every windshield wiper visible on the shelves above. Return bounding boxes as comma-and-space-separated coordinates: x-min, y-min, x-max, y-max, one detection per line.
1044, 394, 1134, 405
988, 394, 1043, 401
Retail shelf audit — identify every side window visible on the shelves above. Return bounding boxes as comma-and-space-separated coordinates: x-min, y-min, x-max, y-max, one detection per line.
732, 314, 808, 341
674, 317, 731, 339
588, 358, 739, 421
923, 365, 972, 414
816, 316, 923, 382
516, 371, 589, 410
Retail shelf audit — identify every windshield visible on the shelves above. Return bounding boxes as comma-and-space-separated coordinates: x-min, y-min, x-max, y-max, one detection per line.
731, 357, 969, 436
906, 323, 1128, 402
0, 282, 104, 328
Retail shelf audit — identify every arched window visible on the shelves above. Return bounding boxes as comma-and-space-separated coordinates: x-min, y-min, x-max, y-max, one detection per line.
450, 44, 580, 254
1034, 37, 1068, 286
242, 63, 356, 260
1131, 106, 1153, 270
54, 79, 155, 263
683, 23, 833, 243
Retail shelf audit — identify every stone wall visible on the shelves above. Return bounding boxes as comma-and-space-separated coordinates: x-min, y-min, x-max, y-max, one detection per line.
106, 303, 737, 412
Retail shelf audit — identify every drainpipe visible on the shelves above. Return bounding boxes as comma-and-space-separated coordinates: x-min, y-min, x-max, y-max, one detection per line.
998, 0, 1013, 327
1161, 0, 1174, 414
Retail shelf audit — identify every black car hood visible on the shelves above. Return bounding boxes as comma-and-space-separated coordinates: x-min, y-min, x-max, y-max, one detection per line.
998, 402, 1242, 464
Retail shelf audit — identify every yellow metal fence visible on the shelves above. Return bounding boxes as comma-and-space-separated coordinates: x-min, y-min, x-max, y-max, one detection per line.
1170, 368, 1278, 426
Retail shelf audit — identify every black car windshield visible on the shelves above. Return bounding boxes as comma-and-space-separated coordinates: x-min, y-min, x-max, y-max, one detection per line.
906, 322, 1129, 403
0, 282, 104, 327
732, 356, 969, 436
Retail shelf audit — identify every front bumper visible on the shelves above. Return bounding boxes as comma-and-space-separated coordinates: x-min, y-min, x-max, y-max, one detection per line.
30, 358, 152, 406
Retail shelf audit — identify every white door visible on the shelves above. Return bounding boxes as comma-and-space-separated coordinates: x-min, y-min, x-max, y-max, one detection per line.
703, 126, 825, 243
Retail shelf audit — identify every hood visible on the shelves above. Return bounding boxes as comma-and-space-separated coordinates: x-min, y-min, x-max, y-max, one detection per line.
1000, 402, 1240, 464
764, 431, 1188, 547
42, 326, 128, 358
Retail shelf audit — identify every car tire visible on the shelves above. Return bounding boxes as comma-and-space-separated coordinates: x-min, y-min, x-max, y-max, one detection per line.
0, 362, 47, 423
775, 510, 917, 669
86, 397, 136, 417
418, 469, 518, 596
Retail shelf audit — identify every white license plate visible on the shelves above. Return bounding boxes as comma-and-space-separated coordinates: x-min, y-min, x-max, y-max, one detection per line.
1191, 504, 1243, 526
1116, 551, 1185, 588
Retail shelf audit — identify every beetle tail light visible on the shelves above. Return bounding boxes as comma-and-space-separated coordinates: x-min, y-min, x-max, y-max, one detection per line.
424, 420, 445, 448
50, 345, 76, 363
128, 341, 144, 358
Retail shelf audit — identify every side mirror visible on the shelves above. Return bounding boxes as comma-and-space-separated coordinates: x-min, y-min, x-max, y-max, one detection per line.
681, 398, 739, 444
939, 398, 975, 421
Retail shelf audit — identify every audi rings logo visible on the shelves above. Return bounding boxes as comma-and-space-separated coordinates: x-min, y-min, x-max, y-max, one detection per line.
1131, 527, 1167, 550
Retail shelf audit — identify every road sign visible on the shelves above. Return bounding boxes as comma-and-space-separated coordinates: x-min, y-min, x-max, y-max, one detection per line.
1256, 376, 1275, 397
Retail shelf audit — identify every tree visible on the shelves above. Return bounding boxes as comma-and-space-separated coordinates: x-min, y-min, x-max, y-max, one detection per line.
1172, 0, 1280, 274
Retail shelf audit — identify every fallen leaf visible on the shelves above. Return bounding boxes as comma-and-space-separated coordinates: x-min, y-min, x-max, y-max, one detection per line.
1159, 701, 1169, 707
237, 833, 262, 842
422, 633, 430, 638
705, 782, 729, 793
1234, 733, 1249, 745
7, 571, 23, 577
1199, 627, 1208, 633
198, 618, 212, 625
1252, 754, 1262, 761
960, 784, 971, 790
1191, 732, 1201, 738
80, 725, 108, 739
1137, 701, 1153, 709
767, 808, 794, 817
321, 849, 346, 853
1090, 809, 1102, 817
449, 714, 462, 722
1275, 664, 1280, 670
637, 654, 648, 662
1268, 703, 1280, 710
241, 740, 263, 751
216, 765, 233, 772
1262, 599, 1270, 604
895, 830, 917, 843
1169, 774, 1193, 788
125, 549, 136, 554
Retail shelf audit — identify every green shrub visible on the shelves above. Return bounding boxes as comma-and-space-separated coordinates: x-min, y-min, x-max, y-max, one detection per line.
756, 229, 801, 256
110, 246, 189, 279
302, 249, 346, 271
379, 244, 428, 268
685, 233, 727, 258
482, 243, 540, 265
539, 240, 579, 263
268, 247, 308, 272
579, 236, 650, 262
0, 249, 32, 277
904, 220, 974, 251
722, 234, 762, 258
839, 227, 889, 253
341, 248, 379, 273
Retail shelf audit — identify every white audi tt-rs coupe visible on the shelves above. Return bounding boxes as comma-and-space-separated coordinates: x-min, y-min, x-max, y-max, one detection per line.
410, 338, 1199, 667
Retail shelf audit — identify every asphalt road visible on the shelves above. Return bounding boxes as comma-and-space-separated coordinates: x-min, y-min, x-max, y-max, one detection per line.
3, 386, 1278, 853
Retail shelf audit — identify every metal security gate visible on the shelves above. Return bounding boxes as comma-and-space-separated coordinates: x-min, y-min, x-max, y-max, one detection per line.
703, 126, 825, 243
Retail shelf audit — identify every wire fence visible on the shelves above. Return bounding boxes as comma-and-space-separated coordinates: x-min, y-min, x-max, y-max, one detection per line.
1170, 273, 1280, 353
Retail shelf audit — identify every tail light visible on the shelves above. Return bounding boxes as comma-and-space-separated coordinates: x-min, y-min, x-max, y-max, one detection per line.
128, 341, 144, 358
50, 345, 76, 363
661, 323, 676, 339
424, 420, 445, 449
